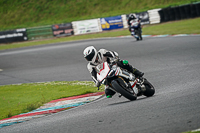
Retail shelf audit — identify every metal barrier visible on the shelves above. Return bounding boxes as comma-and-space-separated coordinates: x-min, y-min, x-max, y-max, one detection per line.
148, 9, 161, 24
27, 25, 53, 40
158, 2, 200, 23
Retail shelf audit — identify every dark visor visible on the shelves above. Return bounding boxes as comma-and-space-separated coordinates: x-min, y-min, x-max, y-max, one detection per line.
85, 49, 95, 61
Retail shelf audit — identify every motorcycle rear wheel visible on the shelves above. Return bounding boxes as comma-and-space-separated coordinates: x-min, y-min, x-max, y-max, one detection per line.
137, 29, 142, 40
111, 80, 137, 101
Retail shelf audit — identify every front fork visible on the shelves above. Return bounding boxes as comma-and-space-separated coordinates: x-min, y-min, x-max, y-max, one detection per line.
136, 78, 146, 95
131, 28, 139, 39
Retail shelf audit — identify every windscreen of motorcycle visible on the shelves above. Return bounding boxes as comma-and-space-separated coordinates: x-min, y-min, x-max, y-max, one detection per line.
96, 62, 110, 82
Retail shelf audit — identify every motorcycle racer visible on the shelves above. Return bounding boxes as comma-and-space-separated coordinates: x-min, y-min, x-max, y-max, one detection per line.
83, 46, 144, 98
127, 13, 142, 32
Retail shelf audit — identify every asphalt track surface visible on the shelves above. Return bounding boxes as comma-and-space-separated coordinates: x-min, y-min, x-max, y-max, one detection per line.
0, 36, 200, 133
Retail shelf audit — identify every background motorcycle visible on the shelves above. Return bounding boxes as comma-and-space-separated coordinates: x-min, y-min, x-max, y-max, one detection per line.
96, 62, 155, 101
130, 20, 142, 41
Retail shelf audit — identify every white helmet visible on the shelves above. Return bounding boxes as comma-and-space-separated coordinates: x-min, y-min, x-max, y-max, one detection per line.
83, 46, 98, 64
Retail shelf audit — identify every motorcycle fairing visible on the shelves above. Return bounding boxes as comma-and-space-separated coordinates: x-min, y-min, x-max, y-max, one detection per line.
96, 62, 110, 82
130, 20, 139, 28
130, 80, 138, 94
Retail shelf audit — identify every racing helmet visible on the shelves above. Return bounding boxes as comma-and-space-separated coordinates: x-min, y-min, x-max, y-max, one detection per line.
83, 46, 98, 64
129, 13, 136, 19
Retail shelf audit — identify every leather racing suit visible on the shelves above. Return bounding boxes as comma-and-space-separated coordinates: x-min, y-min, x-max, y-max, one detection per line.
86, 49, 144, 97
127, 17, 142, 32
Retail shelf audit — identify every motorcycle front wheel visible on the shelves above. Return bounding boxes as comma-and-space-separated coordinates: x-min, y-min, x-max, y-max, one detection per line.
143, 78, 155, 97
111, 80, 137, 101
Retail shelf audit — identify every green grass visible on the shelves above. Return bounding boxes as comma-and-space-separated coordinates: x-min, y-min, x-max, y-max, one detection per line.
0, 17, 200, 50
143, 18, 200, 35
0, 0, 199, 31
0, 81, 103, 120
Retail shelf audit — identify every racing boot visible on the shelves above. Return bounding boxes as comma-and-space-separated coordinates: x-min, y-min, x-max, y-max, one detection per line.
105, 85, 116, 98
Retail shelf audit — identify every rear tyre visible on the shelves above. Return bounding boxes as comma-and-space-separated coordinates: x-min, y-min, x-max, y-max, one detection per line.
111, 80, 137, 101
143, 78, 155, 97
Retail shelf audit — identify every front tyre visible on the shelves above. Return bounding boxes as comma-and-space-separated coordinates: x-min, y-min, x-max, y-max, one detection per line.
143, 78, 155, 97
139, 30, 142, 40
111, 80, 137, 101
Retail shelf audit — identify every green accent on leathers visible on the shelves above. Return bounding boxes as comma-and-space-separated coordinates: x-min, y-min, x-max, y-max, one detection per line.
106, 95, 112, 98
123, 60, 129, 65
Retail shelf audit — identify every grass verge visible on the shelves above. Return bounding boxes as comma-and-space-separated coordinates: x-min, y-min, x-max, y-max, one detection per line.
0, 17, 200, 51
0, 81, 103, 120
0, 0, 197, 31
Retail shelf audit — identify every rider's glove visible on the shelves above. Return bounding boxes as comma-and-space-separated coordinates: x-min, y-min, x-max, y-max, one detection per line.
95, 81, 101, 87
113, 56, 119, 62
109, 56, 119, 65
123, 60, 129, 65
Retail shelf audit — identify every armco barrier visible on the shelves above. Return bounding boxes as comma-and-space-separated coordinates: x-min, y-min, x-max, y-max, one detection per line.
27, 25, 53, 40
195, 2, 200, 16
163, 8, 171, 22
0, 29, 27, 44
52, 23, 74, 37
126, 12, 150, 25
135, 11, 150, 25
121, 15, 128, 28
173, 6, 181, 20
158, 9, 164, 23
168, 7, 175, 21
158, 2, 200, 23
72, 19, 102, 35
179, 5, 188, 19
190, 4, 198, 18
100, 15, 124, 31
148, 9, 161, 24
